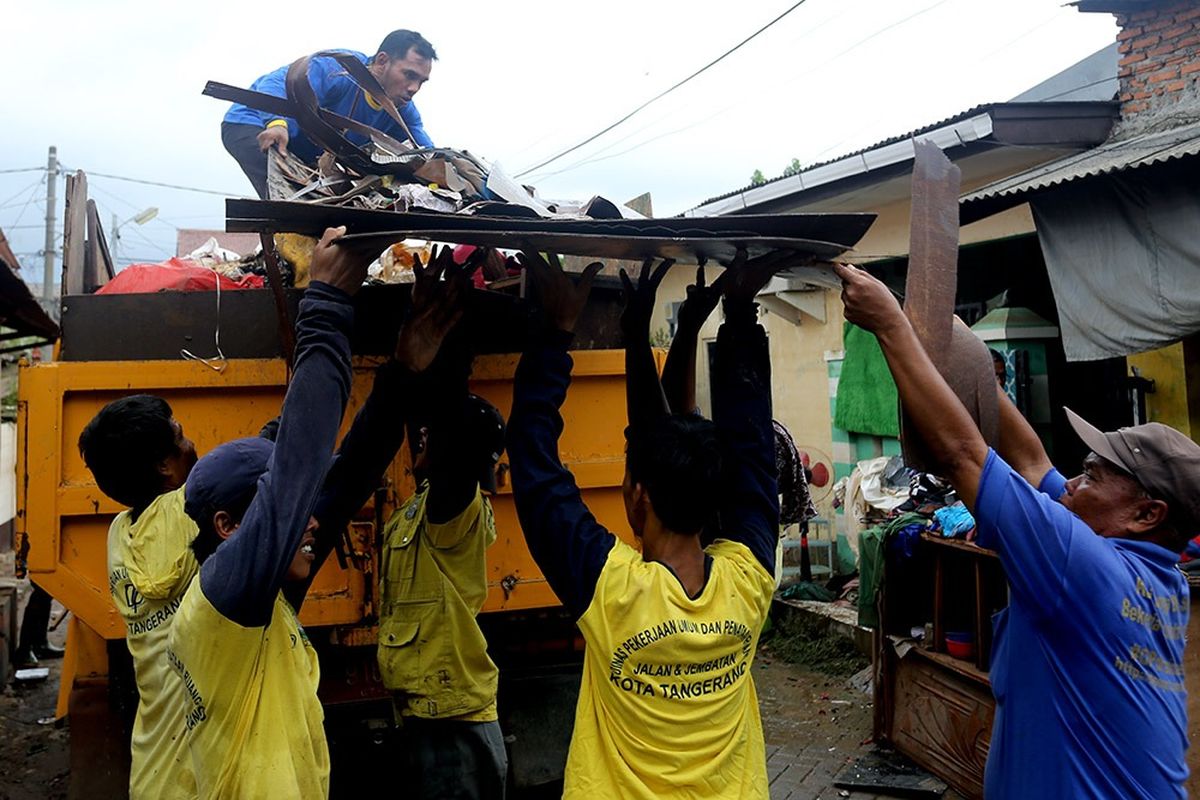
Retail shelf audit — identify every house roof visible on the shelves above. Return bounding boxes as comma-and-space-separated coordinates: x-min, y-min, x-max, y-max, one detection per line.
0, 228, 59, 342
693, 104, 999, 209
1072, 0, 1162, 13
960, 118, 1200, 222
685, 101, 1117, 217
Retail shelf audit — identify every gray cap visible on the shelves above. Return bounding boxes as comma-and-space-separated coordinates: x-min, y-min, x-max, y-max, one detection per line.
1065, 408, 1200, 537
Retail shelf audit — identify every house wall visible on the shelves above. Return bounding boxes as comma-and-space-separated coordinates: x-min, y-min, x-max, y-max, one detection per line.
1126, 336, 1200, 437
1115, 1, 1200, 126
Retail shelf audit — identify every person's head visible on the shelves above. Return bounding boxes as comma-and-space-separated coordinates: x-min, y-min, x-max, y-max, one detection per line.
624, 415, 722, 540
1061, 408, 1200, 552
409, 394, 506, 491
184, 438, 318, 580
990, 349, 1007, 389
369, 30, 437, 107
78, 395, 197, 511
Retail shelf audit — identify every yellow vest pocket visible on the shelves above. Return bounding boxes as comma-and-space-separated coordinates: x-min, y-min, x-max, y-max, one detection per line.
377, 618, 423, 692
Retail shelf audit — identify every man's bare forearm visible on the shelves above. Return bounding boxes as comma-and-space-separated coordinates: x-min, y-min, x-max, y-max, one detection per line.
995, 384, 1054, 488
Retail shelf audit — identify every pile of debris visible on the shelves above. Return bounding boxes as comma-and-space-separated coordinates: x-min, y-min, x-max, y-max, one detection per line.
205, 51, 877, 274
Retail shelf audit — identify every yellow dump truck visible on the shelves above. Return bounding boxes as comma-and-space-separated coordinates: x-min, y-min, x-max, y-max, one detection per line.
17, 277, 642, 796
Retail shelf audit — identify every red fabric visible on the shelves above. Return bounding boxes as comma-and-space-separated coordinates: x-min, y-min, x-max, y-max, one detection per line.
97, 258, 264, 294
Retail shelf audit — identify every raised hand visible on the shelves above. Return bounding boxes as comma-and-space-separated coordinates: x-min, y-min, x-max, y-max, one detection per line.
722, 248, 804, 305
675, 265, 726, 333
309, 226, 375, 296
395, 245, 476, 372
518, 251, 603, 334
833, 263, 906, 336
619, 258, 673, 343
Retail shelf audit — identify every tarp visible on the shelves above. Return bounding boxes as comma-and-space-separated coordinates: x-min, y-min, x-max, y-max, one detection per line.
1030, 167, 1200, 361
97, 258, 264, 295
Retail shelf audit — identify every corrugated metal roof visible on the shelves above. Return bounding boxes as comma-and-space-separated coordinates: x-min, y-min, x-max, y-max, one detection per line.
1072, 0, 1159, 12
961, 119, 1200, 207
694, 104, 1000, 208
0, 227, 61, 341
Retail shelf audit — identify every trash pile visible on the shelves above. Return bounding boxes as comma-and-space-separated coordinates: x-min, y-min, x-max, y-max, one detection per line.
830, 456, 979, 629
205, 51, 877, 275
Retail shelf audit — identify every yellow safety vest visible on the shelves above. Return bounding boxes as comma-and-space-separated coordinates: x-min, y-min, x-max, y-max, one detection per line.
377, 484, 499, 721
564, 539, 775, 799
167, 586, 328, 799
106, 486, 199, 800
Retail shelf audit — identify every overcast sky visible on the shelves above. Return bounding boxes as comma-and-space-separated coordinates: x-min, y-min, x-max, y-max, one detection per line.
0, 0, 1116, 279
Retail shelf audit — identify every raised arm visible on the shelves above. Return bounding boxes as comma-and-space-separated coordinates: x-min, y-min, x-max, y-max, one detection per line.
661, 266, 725, 415
201, 228, 372, 626
288, 247, 471, 608
423, 331, 481, 523
835, 263, 989, 508
619, 259, 672, 434
508, 253, 613, 618
995, 383, 1054, 489
711, 252, 789, 574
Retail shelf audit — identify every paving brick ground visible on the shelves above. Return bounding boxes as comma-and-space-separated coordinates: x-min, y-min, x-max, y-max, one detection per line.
754, 652, 964, 800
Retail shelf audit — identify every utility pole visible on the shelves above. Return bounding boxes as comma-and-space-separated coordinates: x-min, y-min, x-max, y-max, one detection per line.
41, 146, 58, 362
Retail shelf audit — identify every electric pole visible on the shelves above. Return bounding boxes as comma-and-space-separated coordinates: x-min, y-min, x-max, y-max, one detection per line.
41, 146, 58, 361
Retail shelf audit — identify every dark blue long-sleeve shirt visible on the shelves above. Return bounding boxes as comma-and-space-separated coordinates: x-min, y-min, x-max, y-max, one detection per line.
507, 308, 778, 620
712, 301, 779, 574
200, 281, 355, 627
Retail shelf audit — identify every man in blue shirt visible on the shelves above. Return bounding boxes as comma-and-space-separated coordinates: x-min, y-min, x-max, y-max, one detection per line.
836, 263, 1200, 799
222, 29, 437, 197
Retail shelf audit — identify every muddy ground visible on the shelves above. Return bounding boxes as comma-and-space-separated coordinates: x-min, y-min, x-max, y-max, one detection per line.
0, 586, 955, 800
0, 574, 68, 800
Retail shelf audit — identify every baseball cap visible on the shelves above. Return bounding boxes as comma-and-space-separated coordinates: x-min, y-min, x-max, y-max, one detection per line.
1064, 408, 1200, 537
464, 393, 505, 493
184, 437, 274, 525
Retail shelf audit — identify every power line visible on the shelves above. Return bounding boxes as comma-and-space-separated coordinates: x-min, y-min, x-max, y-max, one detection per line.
76, 170, 245, 198
525, 0, 958, 183
0, 177, 45, 210
8, 181, 43, 232
532, 108, 731, 181
514, 0, 814, 178
0, 167, 44, 175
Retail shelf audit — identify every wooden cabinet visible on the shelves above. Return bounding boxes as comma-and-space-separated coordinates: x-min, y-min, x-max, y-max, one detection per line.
874, 535, 1008, 800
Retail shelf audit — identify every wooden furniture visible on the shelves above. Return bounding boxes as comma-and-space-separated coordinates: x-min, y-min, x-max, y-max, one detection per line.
874, 535, 1008, 800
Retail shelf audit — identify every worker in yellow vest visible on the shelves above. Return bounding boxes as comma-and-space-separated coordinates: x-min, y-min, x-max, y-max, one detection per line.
165, 231, 466, 798
376, 371, 508, 798
80, 395, 199, 800
508, 251, 791, 799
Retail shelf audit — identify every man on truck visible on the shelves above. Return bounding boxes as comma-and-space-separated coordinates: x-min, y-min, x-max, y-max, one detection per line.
222, 29, 437, 198
507, 251, 788, 798
78, 395, 200, 800
836, 262, 1198, 799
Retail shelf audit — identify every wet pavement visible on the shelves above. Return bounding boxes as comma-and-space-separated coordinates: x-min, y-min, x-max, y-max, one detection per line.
0, 558, 960, 800
754, 652, 963, 800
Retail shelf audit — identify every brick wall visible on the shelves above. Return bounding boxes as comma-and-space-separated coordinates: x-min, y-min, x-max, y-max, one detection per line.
1115, 1, 1200, 125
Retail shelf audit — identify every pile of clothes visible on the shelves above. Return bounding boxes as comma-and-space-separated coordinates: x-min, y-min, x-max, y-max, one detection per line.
837, 457, 979, 628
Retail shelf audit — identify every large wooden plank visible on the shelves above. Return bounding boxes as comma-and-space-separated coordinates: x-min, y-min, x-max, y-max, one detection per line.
61, 172, 88, 297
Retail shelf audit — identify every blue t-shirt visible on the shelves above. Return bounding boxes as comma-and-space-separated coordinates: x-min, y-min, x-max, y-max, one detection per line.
976, 450, 1188, 800
223, 51, 433, 162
